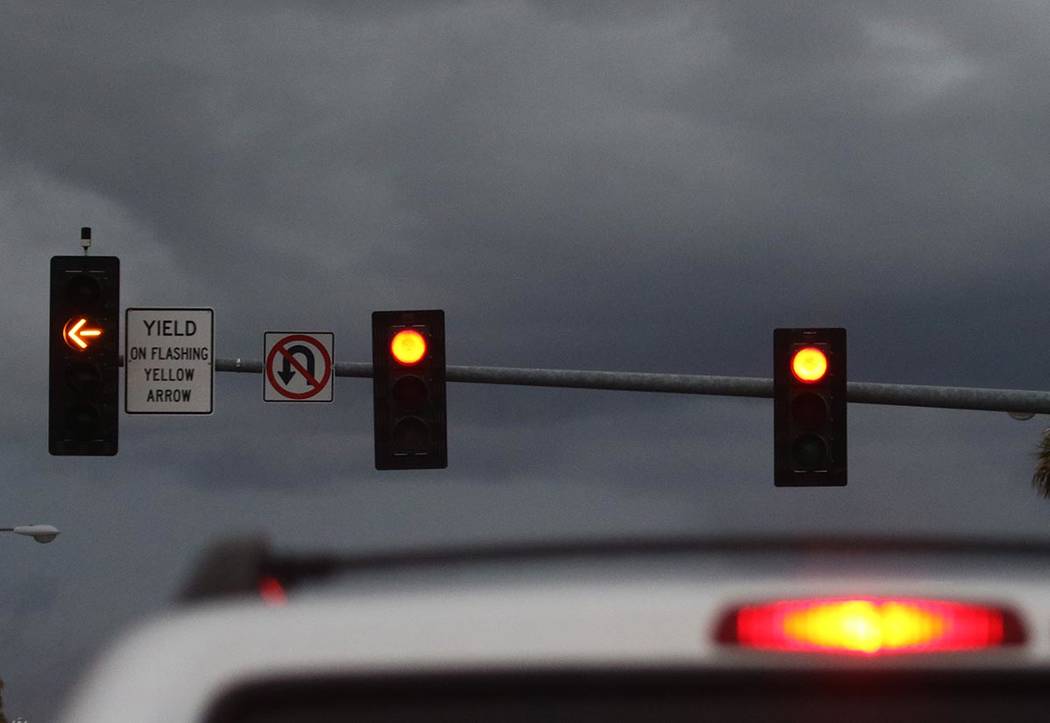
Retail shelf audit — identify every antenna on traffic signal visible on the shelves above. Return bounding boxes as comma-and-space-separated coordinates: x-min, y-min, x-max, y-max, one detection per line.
372, 310, 447, 470
49, 238, 120, 455
774, 328, 846, 486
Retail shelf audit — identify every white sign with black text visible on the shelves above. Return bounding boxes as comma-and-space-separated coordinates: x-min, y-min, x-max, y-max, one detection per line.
125, 308, 214, 414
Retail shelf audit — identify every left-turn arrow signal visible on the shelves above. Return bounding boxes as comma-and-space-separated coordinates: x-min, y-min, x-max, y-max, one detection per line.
64, 317, 103, 351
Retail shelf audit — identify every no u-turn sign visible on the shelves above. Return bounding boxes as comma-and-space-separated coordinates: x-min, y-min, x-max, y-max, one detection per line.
264, 332, 334, 402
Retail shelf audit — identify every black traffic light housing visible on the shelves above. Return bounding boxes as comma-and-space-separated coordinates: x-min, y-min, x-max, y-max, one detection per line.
49, 255, 120, 455
774, 327, 846, 486
372, 309, 447, 470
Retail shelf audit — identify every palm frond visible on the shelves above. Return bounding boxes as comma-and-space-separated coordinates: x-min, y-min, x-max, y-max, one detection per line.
1033, 428, 1050, 498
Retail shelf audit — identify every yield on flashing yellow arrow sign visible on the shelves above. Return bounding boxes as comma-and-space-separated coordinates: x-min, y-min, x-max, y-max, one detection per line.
63, 317, 103, 351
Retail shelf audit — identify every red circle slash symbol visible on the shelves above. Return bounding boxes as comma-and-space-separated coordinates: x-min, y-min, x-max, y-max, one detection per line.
265, 335, 333, 400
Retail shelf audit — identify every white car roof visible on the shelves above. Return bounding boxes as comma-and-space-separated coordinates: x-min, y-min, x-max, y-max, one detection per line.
59, 539, 1050, 723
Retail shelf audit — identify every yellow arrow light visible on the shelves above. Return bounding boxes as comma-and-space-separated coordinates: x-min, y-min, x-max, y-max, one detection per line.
64, 317, 103, 351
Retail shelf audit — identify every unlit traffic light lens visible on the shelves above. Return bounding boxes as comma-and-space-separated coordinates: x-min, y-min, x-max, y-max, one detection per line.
67, 404, 101, 439
791, 347, 828, 383
66, 361, 102, 395
393, 416, 430, 452
392, 375, 428, 412
390, 329, 427, 366
792, 433, 828, 470
65, 274, 101, 306
791, 392, 828, 430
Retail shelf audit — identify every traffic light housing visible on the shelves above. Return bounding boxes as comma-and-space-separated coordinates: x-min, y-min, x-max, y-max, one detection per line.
372, 309, 447, 469
774, 328, 846, 486
49, 255, 120, 455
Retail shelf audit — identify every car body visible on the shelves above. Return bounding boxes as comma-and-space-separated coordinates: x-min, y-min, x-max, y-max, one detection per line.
59, 536, 1050, 722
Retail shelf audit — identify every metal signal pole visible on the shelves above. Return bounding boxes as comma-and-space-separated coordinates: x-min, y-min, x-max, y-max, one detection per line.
202, 358, 1050, 416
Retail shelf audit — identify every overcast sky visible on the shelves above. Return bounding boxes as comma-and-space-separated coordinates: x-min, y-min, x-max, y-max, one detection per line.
3, 1, 1050, 719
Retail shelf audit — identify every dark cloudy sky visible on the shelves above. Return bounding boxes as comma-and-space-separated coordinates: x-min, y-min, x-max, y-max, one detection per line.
3, 1, 1050, 719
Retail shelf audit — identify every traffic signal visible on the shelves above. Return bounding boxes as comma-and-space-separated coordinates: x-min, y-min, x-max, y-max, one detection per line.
774, 328, 846, 486
49, 255, 119, 455
372, 309, 447, 469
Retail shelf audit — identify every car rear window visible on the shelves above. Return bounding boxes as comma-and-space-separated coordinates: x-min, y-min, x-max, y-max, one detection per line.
206, 669, 1050, 723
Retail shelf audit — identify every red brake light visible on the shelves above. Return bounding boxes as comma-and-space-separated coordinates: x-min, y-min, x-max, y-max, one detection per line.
258, 576, 287, 606
717, 598, 1023, 655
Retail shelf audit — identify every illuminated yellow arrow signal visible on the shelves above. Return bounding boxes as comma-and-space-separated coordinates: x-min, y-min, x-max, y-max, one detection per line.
63, 317, 103, 351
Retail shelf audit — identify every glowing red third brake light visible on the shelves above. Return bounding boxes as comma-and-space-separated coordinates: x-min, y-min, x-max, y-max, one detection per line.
717, 598, 1022, 655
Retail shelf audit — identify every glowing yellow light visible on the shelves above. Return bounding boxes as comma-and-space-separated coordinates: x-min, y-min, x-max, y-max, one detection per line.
732, 597, 1010, 655
63, 317, 103, 351
390, 329, 427, 366
782, 600, 946, 654
791, 347, 828, 383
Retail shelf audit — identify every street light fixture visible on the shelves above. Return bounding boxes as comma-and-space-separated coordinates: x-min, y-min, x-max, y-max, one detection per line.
0, 524, 60, 543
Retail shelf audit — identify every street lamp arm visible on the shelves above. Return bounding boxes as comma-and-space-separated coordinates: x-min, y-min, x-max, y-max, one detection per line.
2, 524, 60, 543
